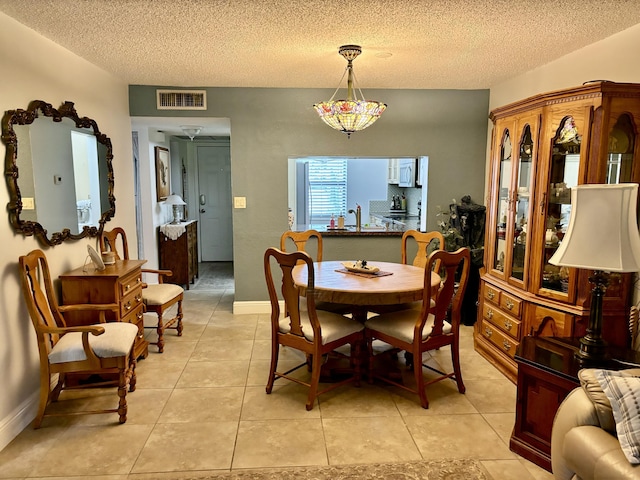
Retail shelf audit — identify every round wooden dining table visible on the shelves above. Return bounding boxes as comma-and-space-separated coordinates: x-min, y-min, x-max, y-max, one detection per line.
292, 260, 440, 321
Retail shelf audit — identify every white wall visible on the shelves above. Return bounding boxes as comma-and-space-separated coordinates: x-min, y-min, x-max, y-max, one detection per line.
0, 12, 135, 449
489, 23, 640, 109
130, 126, 173, 270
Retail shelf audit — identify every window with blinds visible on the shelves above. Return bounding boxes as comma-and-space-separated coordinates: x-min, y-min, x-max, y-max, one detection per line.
308, 158, 347, 223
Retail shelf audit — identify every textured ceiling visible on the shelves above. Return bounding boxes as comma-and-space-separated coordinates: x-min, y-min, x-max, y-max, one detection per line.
2, 0, 640, 90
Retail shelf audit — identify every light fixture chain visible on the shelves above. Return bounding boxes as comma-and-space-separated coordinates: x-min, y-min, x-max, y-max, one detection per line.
327, 66, 349, 102
349, 69, 367, 102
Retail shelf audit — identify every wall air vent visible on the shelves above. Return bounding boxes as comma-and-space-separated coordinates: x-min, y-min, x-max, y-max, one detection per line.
156, 90, 207, 110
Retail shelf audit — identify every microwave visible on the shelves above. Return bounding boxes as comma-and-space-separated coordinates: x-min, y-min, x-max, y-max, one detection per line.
398, 158, 416, 187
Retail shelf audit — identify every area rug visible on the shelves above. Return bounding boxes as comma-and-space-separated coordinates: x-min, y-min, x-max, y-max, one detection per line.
151, 459, 489, 479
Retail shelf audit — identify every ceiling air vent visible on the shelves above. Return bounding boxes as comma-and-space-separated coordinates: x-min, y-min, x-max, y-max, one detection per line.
156, 89, 207, 110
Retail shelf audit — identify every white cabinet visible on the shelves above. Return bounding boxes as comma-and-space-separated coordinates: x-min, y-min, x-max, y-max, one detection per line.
398, 158, 416, 187
387, 158, 399, 184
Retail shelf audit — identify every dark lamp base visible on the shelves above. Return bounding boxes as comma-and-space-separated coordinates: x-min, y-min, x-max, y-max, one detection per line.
575, 336, 609, 363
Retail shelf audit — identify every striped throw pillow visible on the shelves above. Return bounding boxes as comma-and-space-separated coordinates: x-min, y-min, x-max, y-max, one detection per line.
595, 369, 640, 464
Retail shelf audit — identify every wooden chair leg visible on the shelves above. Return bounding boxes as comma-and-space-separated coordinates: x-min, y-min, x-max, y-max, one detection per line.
306, 351, 322, 411
414, 352, 429, 409
117, 367, 128, 424
156, 311, 165, 353
266, 342, 279, 394
129, 356, 137, 392
451, 340, 466, 394
176, 300, 184, 336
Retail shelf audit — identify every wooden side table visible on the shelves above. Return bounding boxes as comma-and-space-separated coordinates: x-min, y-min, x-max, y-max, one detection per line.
510, 336, 640, 472
59, 259, 149, 360
159, 220, 198, 289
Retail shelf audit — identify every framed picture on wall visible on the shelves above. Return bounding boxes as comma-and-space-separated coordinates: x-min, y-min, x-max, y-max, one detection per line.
155, 146, 170, 201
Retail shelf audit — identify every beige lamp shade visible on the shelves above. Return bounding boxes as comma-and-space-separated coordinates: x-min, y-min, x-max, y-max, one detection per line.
549, 183, 640, 272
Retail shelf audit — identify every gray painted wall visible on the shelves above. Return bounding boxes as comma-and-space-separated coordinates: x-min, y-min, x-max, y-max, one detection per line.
129, 86, 489, 301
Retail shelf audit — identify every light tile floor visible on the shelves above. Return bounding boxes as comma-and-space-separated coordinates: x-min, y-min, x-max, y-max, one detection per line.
0, 262, 554, 480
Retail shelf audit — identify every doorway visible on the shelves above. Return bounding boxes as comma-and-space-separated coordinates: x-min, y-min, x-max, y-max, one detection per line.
197, 144, 233, 261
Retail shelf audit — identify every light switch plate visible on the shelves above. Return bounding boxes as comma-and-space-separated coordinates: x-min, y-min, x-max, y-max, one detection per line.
23, 197, 35, 210
234, 196, 247, 209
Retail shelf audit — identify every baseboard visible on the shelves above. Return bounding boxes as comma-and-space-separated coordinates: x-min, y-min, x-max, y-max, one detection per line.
0, 390, 38, 451
232, 300, 283, 315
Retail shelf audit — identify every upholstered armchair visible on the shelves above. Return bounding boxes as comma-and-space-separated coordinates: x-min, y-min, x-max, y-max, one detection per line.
551, 368, 640, 479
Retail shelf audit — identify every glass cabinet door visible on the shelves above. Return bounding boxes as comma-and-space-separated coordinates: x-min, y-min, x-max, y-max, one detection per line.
538, 115, 582, 299
509, 124, 535, 285
606, 113, 635, 184
491, 128, 512, 275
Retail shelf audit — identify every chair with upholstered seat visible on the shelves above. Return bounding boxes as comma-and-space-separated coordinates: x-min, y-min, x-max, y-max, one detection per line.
365, 247, 470, 409
19, 249, 137, 428
264, 247, 364, 410
100, 227, 183, 353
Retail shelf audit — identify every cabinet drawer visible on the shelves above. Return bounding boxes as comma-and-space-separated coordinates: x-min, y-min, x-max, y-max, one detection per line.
120, 288, 143, 319
122, 304, 143, 326
484, 285, 501, 305
500, 292, 522, 318
483, 303, 521, 338
480, 319, 519, 358
119, 273, 143, 298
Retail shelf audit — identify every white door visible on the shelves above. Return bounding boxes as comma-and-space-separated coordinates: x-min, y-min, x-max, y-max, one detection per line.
197, 145, 233, 261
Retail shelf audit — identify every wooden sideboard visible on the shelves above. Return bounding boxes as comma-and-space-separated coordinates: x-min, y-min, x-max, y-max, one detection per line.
59, 259, 149, 360
159, 220, 198, 289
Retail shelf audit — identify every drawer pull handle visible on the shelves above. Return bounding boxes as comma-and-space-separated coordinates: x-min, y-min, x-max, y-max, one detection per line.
487, 291, 495, 300
506, 300, 514, 310
503, 340, 511, 351
135, 294, 142, 303
124, 301, 132, 311
487, 309, 493, 319
504, 319, 512, 330
485, 327, 493, 338
137, 312, 143, 320
125, 284, 131, 291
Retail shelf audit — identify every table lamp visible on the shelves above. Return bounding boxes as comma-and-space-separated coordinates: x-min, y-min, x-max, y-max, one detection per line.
549, 183, 640, 361
164, 193, 186, 224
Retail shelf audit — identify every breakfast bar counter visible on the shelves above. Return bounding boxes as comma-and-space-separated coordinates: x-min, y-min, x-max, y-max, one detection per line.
293, 224, 404, 237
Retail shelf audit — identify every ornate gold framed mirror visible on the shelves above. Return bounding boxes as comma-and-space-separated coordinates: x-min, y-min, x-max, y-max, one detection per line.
2, 100, 115, 246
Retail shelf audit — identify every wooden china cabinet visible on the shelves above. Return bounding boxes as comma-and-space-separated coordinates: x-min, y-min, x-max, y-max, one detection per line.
475, 82, 640, 383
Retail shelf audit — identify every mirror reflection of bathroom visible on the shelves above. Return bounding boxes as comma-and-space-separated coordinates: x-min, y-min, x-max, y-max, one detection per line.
72, 130, 102, 231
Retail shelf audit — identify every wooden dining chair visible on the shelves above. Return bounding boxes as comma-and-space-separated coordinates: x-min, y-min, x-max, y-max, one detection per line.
367, 230, 445, 316
402, 229, 445, 269
280, 229, 351, 314
100, 227, 184, 353
264, 247, 364, 410
19, 249, 138, 428
280, 229, 323, 262
364, 247, 470, 409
